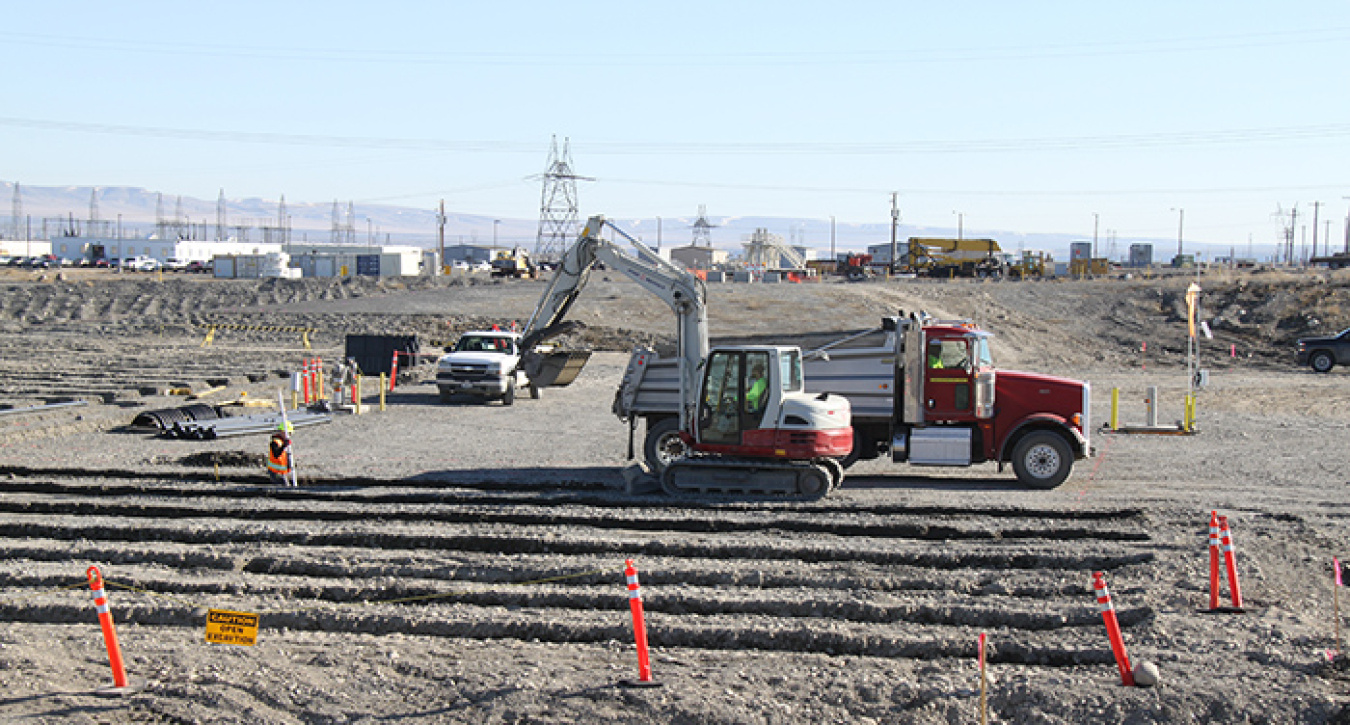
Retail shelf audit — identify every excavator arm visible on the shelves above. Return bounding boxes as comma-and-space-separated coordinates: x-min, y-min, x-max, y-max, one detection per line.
520, 215, 709, 428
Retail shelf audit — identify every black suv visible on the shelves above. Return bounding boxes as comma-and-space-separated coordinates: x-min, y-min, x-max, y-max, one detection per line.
1297, 328, 1350, 373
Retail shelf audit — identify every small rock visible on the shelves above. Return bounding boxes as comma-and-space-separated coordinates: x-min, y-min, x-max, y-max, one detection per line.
1133, 660, 1160, 687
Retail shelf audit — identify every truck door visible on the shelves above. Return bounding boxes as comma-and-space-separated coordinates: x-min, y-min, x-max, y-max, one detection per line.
697, 350, 772, 445
923, 337, 973, 420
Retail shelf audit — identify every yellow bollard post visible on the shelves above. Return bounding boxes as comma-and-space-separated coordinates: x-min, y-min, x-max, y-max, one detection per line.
354, 374, 362, 416
379, 373, 387, 411
1110, 387, 1119, 431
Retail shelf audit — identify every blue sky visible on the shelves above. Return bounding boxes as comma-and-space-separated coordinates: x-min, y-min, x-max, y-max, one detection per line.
3, 1, 1348, 256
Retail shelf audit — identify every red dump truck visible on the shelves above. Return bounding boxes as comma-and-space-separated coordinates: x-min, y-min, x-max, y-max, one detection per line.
801, 313, 1092, 488
617, 312, 1091, 488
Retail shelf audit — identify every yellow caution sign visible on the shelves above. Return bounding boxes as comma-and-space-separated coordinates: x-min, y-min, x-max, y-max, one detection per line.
204, 609, 260, 646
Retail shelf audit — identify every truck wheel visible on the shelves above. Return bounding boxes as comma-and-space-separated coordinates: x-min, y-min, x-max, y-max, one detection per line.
1310, 351, 1335, 373
643, 417, 687, 475
1011, 431, 1072, 489
438, 388, 452, 404
502, 379, 516, 406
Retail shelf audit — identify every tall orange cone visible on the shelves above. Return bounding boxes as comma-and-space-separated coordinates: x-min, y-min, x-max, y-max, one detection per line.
1093, 571, 1135, 686
86, 566, 132, 693
621, 559, 661, 688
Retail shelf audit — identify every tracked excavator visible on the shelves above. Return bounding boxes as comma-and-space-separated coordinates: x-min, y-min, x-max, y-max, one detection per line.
519, 215, 853, 498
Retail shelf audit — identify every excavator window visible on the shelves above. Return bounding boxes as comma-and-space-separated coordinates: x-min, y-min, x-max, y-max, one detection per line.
700, 352, 743, 444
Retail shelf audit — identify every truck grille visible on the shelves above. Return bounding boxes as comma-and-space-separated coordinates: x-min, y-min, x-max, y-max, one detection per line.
439, 363, 490, 380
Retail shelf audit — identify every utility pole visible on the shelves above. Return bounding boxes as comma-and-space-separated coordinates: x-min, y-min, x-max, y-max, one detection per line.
437, 199, 446, 273
889, 192, 900, 275
1092, 212, 1099, 259
820, 214, 831, 263
1171, 208, 1184, 258
1343, 196, 1350, 254
1311, 201, 1322, 259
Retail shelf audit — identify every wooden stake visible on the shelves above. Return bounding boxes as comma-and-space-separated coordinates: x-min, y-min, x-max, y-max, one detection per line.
979, 632, 988, 725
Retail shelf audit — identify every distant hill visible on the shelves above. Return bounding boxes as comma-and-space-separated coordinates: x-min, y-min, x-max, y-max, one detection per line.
0, 182, 1163, 260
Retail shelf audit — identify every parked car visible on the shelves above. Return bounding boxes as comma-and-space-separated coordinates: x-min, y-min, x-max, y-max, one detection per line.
94, 258, 110, 268
163, 258, 189, 271
131, 257, 161, 272
5, 256, 23, 267
186, 260, 212, 274
1297, 328, 1350, 373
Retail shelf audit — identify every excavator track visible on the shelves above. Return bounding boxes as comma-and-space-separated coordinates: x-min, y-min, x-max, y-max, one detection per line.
661, 457, 836, 500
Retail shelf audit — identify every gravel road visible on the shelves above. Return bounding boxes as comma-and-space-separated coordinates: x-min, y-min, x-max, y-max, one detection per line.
0, 268, 1347, 724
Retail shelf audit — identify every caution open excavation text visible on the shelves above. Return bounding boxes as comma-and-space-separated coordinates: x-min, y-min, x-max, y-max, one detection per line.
204, 609, 259, 646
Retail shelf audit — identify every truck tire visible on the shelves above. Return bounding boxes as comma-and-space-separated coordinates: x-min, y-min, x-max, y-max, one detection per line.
643, 417, 688, 475
438, 388, 453, 404
1011, 430, 1072, 489
1310, 350, 1336, 373
502, 379, 516, 406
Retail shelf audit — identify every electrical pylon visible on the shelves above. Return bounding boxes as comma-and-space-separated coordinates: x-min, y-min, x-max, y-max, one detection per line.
533, 135, 593, 262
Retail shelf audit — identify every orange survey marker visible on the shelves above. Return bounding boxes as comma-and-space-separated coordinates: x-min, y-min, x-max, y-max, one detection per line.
86, 566, 131, 692
621, 559, 660, 687
1093, 571, 1135, 686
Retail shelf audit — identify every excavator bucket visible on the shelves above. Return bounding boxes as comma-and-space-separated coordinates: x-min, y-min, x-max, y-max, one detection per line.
525, 350, 592, 387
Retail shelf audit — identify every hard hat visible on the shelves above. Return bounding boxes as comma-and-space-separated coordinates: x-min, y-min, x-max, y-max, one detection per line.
277, 422, 294, 434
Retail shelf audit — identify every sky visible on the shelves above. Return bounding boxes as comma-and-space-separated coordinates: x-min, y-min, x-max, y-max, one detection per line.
3, 1, 1349, 259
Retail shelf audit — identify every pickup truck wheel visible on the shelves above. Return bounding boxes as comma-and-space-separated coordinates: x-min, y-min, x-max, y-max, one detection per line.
1011, 431, 1072, 489
1310, 350, 1336, 373
502, 379, 516, 406
643, 417, 687, 475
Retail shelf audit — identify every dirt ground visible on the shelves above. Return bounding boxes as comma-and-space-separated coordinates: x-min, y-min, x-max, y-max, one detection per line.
0, 266, 1348, 724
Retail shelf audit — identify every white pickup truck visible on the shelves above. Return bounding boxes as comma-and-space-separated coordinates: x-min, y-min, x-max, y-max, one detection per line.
435, 330, 530, 405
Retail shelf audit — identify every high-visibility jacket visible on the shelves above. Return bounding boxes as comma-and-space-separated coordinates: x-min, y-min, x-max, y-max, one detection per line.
267, 437, 291, 475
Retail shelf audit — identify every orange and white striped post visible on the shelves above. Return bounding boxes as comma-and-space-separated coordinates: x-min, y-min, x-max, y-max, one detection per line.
1093, 571, 1135, 686
1218, 516, 1244, 609
390, 351, 399, 391
623, 559, 655, 685
301, 358, 312, 404
86, 566, 130, 691
1208, 511, 1222, 610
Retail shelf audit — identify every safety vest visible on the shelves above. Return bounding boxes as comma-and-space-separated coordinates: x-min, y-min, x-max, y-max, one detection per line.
267, 439, 291, 475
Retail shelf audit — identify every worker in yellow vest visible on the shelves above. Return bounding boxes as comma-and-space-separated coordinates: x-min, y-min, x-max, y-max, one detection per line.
266, 422, 295, 486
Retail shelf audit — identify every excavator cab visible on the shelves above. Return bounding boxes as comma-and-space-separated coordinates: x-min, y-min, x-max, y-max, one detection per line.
697, 349, 776, 445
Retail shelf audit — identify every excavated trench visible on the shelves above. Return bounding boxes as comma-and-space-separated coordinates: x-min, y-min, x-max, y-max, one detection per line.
0, 466, 1156, 668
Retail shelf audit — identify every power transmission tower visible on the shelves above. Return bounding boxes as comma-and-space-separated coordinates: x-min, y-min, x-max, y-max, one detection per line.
533, 136, 593, 261
692, 205, 717, 247
346, 202, 356, 245
174, 196, 187, 240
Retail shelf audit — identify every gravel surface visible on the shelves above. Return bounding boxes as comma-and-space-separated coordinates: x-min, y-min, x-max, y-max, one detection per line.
0, 267, 1348, 723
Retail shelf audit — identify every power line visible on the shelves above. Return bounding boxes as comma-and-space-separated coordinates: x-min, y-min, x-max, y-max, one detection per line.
5, 116, 1350, 156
